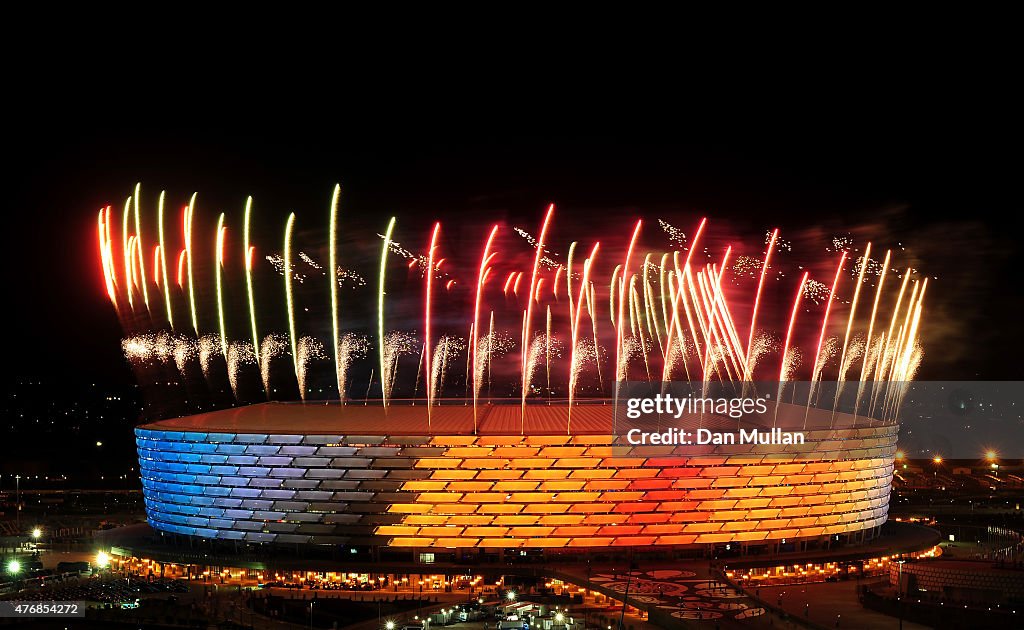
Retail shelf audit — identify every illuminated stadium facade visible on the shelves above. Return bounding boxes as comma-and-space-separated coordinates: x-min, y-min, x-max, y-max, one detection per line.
96, 185, 921, 556
135, 402, 897, 552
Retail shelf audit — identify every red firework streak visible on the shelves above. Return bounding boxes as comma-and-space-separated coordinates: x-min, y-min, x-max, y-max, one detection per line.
745, 228, 778, 379
472, 225, 499, 430
520, 205, 554, 429
424, 223, 441, 427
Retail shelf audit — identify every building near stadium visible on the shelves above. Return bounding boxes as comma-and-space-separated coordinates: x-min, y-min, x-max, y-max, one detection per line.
135, 401, 897, 553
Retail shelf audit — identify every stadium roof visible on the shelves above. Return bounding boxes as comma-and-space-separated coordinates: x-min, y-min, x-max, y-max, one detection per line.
139, 400, 871, 435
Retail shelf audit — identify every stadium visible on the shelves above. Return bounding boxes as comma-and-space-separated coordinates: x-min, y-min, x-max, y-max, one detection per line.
95, 186, 924, 560
135, 400, 897, 554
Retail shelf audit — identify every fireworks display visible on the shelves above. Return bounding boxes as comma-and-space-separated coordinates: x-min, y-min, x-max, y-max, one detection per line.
98, 184, 930, 431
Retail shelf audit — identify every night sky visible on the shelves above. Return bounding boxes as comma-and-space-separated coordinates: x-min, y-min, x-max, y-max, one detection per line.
6, 128, 1023, 399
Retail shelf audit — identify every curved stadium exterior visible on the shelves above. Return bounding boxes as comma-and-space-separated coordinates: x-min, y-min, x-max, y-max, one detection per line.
135, 402, 897, 551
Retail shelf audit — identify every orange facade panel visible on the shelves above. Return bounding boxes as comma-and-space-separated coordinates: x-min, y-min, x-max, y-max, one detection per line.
429, 470, 478, 480
524, 538, 571, 548
601, 457, 649, 468
462, 458, 510, 469
583, 480, 632, 491
567, 537, 615, 547
520, 504, 570, 514
415, 458, 463, 469
444, 447, 492, 457
446, 481, 495, 492
538, 515, 585, 526
389, 537, 436, 547
477, 504, 523, 514
522, 470, 569, 480
538, 446, 588, 457
388, 503, 431, 514
492, 481, 541, 492
491, 515, 540, 525
493, 447, 539, 458
539, 481, 588, 492
446, 515, 493, 525
610, 536, 657, 546
476, 470, 525, 480
480, 538, 523, 548
569, 470, 617, 479
655, 534, 698, 545
429, 504, 478, 514
463, 526, 509, 537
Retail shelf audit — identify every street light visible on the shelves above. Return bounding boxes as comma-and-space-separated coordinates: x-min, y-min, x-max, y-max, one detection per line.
385, 621, 396, 630
31, 527, 41, 540
506, 590, 517, 602
6, 560, 21, 575
96, 551, 110, 568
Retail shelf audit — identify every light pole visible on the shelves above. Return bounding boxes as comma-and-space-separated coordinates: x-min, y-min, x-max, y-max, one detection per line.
309, 600, 314, 630
15, 475, 20, 529
896, 559, 906, 630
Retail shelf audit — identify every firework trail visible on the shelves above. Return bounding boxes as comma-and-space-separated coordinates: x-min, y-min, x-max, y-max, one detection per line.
661, 218, 707, 383
586, 281, 603, 391
215, 213, 229, 360
488, 312, 497, 396
413, 342, 425, 400
869, 268, 913, 416
259, 334, 289, 395
243, 197, 259, 367
615, 221, 643, 389
805, 336, 839, 416
382, 331, 418, 402
431, 336, 466, 403
227, 340, 257, 400
616, 335, 641, 382
853, 249, 891, 422
661, 334, 688, 381
297, 336, 326, 401
283, 213, 299, 385
378, 217, 397, 411
893, 342, 924, 420
521, 204, 554, 430
545, 305, 553, 396
658, 219, 687, 246
97, 206, 118, 308
568, 243, 599, 429
99, 186, 932, 428
336, 333, 369, 403
745, 228, 778, 381
741, 332, 773, 385
569, 339, 600, 397
836, 335, 866, 409
157, 191, 173, 328
198, 334, 222, 381
804, 252, 846, 424
122, 336, 153, 363
122, 199, 133, 309
424, 222, 441, 423
174, 336, 197, 376
185, 194, 199, 335
525, 333, 558, 399
473, 325, 512, 402
832, 243, 871, 425
774, 271, 808, 425
132, 184, 150, 311
471, 226, 499, 424
151, 332, 174, 363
